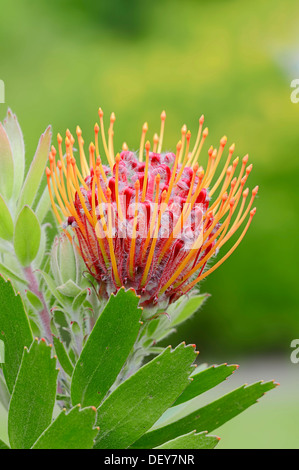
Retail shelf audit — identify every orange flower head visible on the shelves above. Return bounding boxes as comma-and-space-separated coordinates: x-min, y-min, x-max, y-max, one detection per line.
46, 109, 257, 309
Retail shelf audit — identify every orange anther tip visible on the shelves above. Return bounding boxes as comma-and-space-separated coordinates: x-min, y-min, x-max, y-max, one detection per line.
145, 140, 151, 150
229, 143, 235, 153
98, 108, 104, 117
91, 406, 97, 412
212, 149, 217, 158
243, 188, 249, 197
143, 122, 148, 132
229, 197, 235, 206
49, 154, 54, 163
46, 167, 51, 177
252, 185, 259, 195
233, 157, 239, 166
222, 192, 228, 201
135, 180, 140, 189
199, 114, 204, 124
110, 112, 116, 123
246, 164, 253, 174
89, 142, 95, 151
250, 207, 257, 216
156, 174, 161, 182
57, 161, 62, 169
186, 130, 191, 139
193, 162, 199, 172
208, 146, 213, 156
231, 177, 237, 185
181, 124, 187, 133
94, 123, 99, 132
51, 145, 56, 155
115, 153, 121, 163
177, 140, 182, 150
220, 136, 227, 146
226, 165, 232, 174
76, 126, 82, 136
57, 133, 62, 143
71, 157, 76, 166
203, 127, 208, 137
153, 133, 159, 142
243, 154, 249, 163
161, 110, 166, 120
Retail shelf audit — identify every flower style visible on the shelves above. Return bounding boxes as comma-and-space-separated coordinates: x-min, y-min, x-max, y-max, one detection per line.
46, 109, 257, 309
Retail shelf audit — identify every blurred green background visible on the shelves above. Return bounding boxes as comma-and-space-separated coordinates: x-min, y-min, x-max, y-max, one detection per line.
0, 0, 299, 448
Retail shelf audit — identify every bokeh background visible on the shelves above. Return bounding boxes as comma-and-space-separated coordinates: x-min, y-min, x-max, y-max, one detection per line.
1, 0, 299, 448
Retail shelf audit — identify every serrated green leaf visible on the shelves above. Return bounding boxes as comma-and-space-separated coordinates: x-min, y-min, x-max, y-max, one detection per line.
94, 343, 197, 449
0, 276, 33, 393
8, 339, 58, 449
0, 373, 10, 410
52, 335, 74, 377
170, 294, 208, 327
0, 194, 13, 241
3, 109, 25, 198
14, 206, 41, 266
71, 288, 142, 408
32, 406, 98, 449
17, 126, 51, 210
155, 431, 219, 449
0, 123, 14, 201
172, 363, 238, 407
131, 380, 277, 449
0, 439, 10, 449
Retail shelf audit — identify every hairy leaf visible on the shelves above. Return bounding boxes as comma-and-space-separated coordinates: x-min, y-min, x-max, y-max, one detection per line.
32, 405, 98, 449
71, 288, 142, 408
155, 431, 219, 449
94, 343, 197, 449
131, 380, 277, 449
172, 363, 238, 407
14, 206, 41, 266
0, 276, 33, 392
8, 339, 58, 449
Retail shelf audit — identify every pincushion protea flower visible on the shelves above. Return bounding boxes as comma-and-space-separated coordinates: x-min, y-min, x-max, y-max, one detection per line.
46, 109, 257, 310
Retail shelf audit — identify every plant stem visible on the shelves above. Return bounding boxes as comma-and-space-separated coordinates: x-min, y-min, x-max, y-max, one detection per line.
23, 266, 52, 340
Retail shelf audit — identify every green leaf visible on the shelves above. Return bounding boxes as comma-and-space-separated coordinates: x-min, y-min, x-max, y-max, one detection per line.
131, 380, 277, 449
0, 276, 33, 393
170, 294, 208, 327
0, 195, 13, 241
17, 126, 51, 210
57, 280, 81, 298
71, 288, 142, 408
26, 289, 44, 311
172, 363, 238, 407
0, 123, 14, 201
155, 431, 219, 449
0, 439, 10, 449
8, 338, 58, 449
35, 185, 51, 223
3, 109, 25, 198
0, 262, 28, 285
52, 335, 74, 377
0, 373, 10, 411
32, 405, 98, 449
94, 343, 197, 449
14, 206, 41, 266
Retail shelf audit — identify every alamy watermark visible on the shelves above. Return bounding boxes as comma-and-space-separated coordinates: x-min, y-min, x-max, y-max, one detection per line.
0, 79, 4, 104
290, 79, 299, 103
